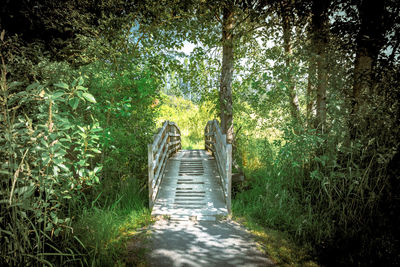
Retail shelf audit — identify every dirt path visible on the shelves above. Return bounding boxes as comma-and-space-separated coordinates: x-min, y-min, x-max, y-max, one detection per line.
145, 219, 275, 267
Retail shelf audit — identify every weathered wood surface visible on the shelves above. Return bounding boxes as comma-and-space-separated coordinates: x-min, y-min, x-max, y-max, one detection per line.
148, 121, 181, 209
151, 150, 228, 220
204, 119, 232, 213
148, 120, 232, 218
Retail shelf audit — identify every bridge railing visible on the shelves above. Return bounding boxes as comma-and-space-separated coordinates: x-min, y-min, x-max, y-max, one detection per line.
204, 119, 232, 212
148, 121, 181, 209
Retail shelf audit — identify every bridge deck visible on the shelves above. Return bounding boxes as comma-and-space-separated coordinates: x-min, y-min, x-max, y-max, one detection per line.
151, 149, 228, 220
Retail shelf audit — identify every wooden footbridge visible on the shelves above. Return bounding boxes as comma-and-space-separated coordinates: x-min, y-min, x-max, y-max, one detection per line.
148, 120, 232, 220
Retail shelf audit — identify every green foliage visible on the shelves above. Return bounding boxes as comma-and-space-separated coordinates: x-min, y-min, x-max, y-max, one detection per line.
157, 94, 216, 149
0, 72, 102, 264
81, 57, 159, 186
74, 178, 151, 266
234, 114, 399, 265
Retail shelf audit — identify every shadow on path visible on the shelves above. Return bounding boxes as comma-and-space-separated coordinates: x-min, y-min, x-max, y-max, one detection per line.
147, 219, 276, 267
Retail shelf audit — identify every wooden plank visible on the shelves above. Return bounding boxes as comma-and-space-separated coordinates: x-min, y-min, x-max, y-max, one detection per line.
153, 144, 168, 188
148, 143, 155, 208
152, 121, 168, 152
149, 120, 182, 211
151, 150, 228, 218
151, 150, 169, 201
153, 133, 169, 171
202, 119, 232, 214
169, 121, 181, 134
168, 140, 180, 146
205, 144, 214, 152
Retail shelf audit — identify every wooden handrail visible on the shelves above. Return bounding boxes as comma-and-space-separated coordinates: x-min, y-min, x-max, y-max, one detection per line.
204, 119, 232, 213
148, 121, 181, 209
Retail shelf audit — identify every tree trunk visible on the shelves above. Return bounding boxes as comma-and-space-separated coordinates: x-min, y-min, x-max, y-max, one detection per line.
311, 0, 329, 134
306, 58, 316, 129
350, 0, 385, 139
220, 3, 234, 144
316, 49, 327, 134
281, 1, 301, 128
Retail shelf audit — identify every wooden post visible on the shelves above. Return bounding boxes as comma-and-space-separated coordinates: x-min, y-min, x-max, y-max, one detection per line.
226, 144, 232, 213
175, 125, 179, 154
205, 122, 207, 151
148, 143, 154, 209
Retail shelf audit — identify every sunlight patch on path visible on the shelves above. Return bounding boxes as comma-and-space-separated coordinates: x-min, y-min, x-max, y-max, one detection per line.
147, 219, 276, 267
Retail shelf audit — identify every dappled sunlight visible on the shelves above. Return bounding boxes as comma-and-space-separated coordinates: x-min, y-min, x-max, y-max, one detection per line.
149, 219, 275, 266
231, 217, 319, 267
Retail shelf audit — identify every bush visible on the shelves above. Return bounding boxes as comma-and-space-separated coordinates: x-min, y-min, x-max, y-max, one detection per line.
0, 73, 102, 264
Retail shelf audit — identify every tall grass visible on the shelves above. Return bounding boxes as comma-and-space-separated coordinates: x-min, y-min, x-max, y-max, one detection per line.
0, 57, 92, 266
233, 125, 399, 266
75, 178, 151, 266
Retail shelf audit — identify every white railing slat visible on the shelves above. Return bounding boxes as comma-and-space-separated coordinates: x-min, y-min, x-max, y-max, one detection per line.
148, 121, 181, 209
204, 119, 232, 213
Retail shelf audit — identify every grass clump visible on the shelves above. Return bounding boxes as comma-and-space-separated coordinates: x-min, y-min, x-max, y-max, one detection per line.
75, 178, 152, 266
233, 167, 320, 267
233, 216, 319, 267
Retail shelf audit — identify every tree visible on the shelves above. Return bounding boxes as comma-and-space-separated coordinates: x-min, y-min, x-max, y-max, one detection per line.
311, 0, 330, 134
350, 0, 386, 139
220, 1, 235, 144
280, 0, 302, 127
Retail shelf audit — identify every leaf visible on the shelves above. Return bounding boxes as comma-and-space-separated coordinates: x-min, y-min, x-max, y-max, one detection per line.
69, 98, 79, 110
77, 126, 85, 132
94, 166, 103, 173
76, 85, 87, 91
54, 82, 69, 90
76, 90, 83, 99
14, 185, 35, 199
53, 165, 60, 177
27, 82, 40, 91
78, 76, 84, 86
57, 163, 69, 172
83, 93, 96, 103
45, 222, 53, 232
52, 91, 65, 99
71, 78, 77, 87
9, 81, 24, 88
54, 228, 61, 237
90, 127, 103, 133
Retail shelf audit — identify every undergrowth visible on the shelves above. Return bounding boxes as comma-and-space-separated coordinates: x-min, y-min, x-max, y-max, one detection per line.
232, 215, 319, 267
233, 122, 400, 266
75, 178, 151, 266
